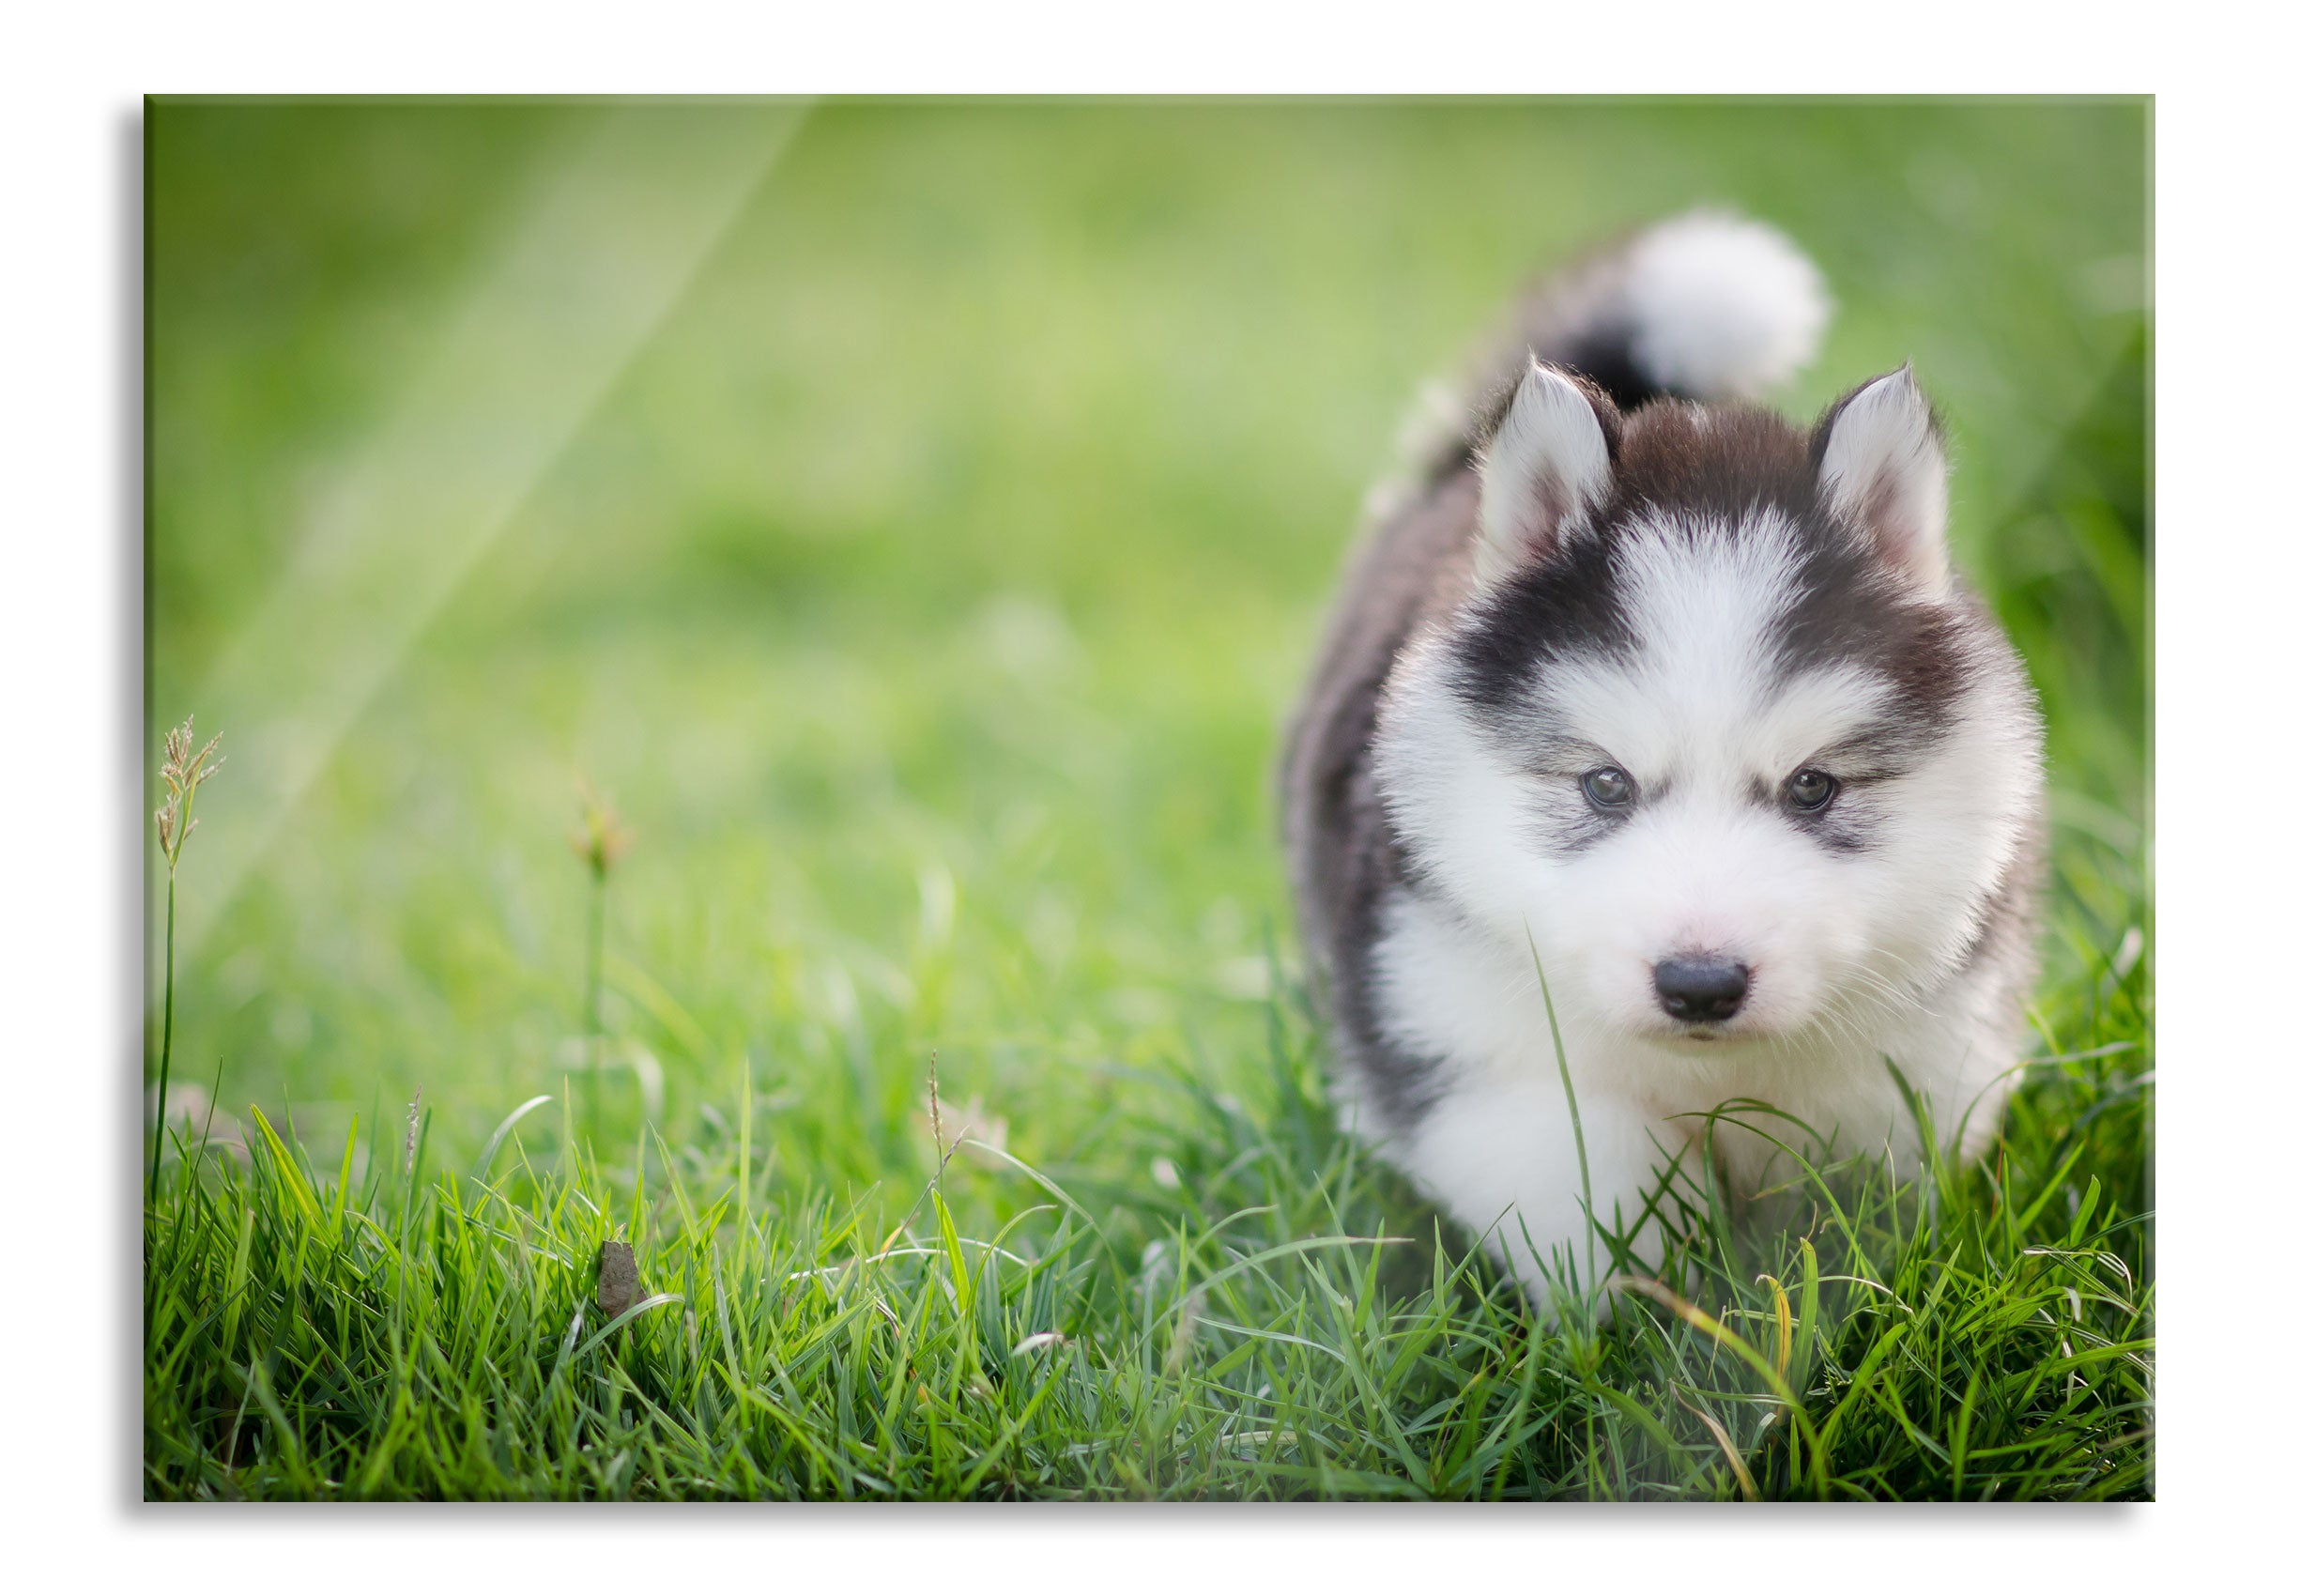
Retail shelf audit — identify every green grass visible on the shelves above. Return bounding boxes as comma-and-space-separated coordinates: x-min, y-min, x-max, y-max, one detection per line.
144, 98, 2150, 1500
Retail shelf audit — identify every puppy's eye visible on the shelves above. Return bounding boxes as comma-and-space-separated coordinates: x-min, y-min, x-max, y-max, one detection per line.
1786, 768, 1838, 811
1581, 767, 1635, 810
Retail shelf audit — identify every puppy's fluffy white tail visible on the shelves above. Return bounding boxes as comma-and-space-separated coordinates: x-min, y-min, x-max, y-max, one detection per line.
1614, 210, 1832, 402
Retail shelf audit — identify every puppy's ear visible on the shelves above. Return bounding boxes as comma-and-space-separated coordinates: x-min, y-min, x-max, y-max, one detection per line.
1475, 361, 1618, 589
1814, 366, 1952, 595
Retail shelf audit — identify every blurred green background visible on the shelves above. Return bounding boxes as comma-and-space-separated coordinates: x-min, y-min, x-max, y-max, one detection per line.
147, 99, 2149, 1192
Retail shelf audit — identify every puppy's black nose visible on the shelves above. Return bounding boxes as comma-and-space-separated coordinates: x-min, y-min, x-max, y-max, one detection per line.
1653, 958, 1749, 1023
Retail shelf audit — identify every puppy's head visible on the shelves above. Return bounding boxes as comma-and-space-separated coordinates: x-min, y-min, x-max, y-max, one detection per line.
1374, 361, 2041, 1051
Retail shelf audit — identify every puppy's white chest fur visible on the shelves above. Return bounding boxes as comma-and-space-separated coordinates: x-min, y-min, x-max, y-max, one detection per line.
1360, 890, 2011, 1295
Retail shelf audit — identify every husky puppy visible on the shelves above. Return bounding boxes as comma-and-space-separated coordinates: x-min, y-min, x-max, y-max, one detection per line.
1281, 212, 2045, 1307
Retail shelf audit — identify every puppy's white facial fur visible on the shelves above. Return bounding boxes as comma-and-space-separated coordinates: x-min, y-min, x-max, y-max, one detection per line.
1375, 506, 2036, 1083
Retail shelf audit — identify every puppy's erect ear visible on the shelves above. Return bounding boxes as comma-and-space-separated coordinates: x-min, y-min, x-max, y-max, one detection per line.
1814, 366, 1952, 595
1475, 361, 1618, 589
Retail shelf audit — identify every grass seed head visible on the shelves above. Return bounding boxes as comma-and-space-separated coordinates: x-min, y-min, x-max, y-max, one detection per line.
154, 714, 224, 871
570, 775, 634, 879
927, 1048, 945, 1164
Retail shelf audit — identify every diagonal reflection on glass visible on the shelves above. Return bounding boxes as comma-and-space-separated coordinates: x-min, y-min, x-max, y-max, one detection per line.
172, 100, 811, 957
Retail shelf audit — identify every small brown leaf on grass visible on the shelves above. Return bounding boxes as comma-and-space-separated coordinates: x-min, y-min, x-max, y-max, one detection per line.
596, 1240, 639, 1320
